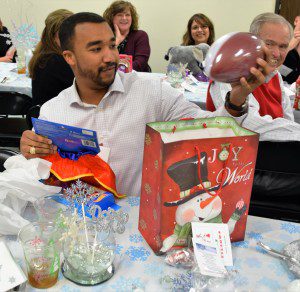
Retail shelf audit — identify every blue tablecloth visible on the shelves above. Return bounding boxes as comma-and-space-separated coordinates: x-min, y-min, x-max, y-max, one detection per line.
3, 197, 300, 291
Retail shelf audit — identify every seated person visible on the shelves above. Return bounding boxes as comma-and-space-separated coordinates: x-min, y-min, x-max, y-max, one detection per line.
28, 9, 74, 106
19, 12, 272, 196
207, 12, 299, 139
103, 0, 151, 72
0, 18, 16, 62
281, 15, 300, 84
206, 12, 300, 197
182, 13, 215, 46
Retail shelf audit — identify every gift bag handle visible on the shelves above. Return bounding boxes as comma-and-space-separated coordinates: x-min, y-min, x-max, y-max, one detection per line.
194, 144, 232, 197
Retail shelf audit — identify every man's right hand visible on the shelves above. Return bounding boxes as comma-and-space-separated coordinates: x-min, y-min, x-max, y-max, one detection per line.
20, 130, 57, 159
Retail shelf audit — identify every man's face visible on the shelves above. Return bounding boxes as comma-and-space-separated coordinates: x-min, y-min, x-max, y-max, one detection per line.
258, 22, 290, 68
65, 22, 119, 88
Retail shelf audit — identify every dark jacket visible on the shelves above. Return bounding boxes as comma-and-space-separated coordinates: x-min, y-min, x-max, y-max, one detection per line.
119, 30, 151, 72
0, 26, 13, 58
32, 54, 74, 105
282, 49, 300, 84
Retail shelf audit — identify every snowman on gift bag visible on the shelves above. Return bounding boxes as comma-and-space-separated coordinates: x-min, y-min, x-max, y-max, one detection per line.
160, 151, 247, 253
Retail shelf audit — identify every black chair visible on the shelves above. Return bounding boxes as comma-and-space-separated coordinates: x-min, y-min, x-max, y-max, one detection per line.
26, 104, 41, 129
249, 141, 300, 223
0, 148, 19, 172
0, 91, 32, 116
249, 170, 300, 223
0, 91, 33, 147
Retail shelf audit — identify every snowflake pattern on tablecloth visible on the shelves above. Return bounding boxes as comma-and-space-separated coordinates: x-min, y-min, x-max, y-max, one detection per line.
121, 205, 131, 213
144, 263, 164, 277
109, 276, 144, 291
60, 285, 81, 292
231, 258, 243, 270
168, 271, 193, 291
127, 197, 140, 207
246, 231, 263, 240
268, 261, 288, 277
257, 277, 281, 290
281, 222, 300, 234
232, 240, 249, 248
244, 257, 262, 268
233, 274, 249, 286
129, 234, 144, 243
125, 246, 151, 261
115, 244, 124, 255
278, 233, 294, 243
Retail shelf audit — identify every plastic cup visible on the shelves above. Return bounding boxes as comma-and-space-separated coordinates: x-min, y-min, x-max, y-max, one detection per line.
33, 195, 68, 223
18, 222, 60, 289
16, 56, 26, 74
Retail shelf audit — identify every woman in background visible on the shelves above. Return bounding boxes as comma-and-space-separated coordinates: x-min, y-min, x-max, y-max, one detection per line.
282, 15, 300, 84
103, 0, 151, 72
29, 9, 74, 105
182, 13, 215, 46
0, 18, 15, 62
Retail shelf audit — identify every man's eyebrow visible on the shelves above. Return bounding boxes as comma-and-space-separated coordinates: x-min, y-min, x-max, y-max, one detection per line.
86, 37, 116, 48
86, 40, 102, 48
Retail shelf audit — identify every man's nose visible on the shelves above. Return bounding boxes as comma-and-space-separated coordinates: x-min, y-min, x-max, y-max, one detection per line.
271, 46, 280, 58
103, 47, 115, 63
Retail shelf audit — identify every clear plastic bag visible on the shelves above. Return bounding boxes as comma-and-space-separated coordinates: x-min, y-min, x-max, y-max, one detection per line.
191, 266, 238, 292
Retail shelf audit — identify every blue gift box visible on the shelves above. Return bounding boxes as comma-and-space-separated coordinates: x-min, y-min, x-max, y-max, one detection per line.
51, 191, 120, 218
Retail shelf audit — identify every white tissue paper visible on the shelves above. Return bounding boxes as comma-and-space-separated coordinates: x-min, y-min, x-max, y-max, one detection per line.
0, 155, 61, 235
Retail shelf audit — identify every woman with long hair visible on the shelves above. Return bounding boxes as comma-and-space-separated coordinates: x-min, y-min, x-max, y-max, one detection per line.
29, 9, 74, 105
182, 13, 215, 46
0, 18, 15, 62
103, 1, 151, 72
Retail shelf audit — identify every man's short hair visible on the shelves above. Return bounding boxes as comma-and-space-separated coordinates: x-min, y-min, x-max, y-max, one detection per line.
250, 12, 293, 40
59, 12, 106, 51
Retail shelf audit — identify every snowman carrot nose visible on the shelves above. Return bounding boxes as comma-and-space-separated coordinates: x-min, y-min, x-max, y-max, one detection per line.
200, 196, 217, 209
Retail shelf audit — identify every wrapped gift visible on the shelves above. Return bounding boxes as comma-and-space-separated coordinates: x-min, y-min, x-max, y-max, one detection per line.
118, 54, 133, 73
138, 117, 259, 253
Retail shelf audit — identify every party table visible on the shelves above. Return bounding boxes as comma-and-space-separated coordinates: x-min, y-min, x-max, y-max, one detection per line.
1, 196, 299, 291
0, 63, 32, 97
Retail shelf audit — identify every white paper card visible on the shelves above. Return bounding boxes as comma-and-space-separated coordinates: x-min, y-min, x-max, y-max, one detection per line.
192, 222, 233, 266
279, 64, 293, 77
0, 241, 27, 292
97, 146, 110, 163
192, 238, 227, 278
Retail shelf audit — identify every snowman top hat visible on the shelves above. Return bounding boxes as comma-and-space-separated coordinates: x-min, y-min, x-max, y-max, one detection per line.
164, 151, 226, 207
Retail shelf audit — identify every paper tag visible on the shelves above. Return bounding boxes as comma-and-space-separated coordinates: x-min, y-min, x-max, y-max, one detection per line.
181, 81, 197, 93
192, 238, 227, 278
279, 64, 293, 77
192, 222, 233, 266
0, 241, 27, 291
187, 74, 201, 85
97, 146, 110, 163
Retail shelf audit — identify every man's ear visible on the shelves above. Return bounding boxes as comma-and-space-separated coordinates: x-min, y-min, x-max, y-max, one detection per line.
62, 50, 76, 66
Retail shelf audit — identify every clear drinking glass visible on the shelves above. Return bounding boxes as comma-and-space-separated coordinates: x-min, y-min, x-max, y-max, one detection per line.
18, 222, 60, 289
33, 195, 68, 223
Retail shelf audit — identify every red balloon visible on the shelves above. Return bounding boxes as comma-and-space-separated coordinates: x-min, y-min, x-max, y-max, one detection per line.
205, 32, 264, 83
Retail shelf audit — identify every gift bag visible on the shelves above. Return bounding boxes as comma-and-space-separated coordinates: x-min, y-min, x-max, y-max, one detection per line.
138, 117, 259, 253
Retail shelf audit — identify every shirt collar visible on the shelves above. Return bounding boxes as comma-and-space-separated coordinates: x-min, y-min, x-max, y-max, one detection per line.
69, 72, 125, 106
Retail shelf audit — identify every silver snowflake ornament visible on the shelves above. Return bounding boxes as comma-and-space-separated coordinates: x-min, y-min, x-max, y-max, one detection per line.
90, 206, 129, 234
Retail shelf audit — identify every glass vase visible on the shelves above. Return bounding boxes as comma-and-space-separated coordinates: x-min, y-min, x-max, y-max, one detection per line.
62, 221, 115, 285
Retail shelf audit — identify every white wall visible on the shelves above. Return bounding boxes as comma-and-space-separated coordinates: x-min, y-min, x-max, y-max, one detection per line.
1, 0, 276, 72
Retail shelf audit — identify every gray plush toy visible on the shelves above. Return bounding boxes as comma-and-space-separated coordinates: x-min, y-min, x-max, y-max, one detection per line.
164, 43, 210, 75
